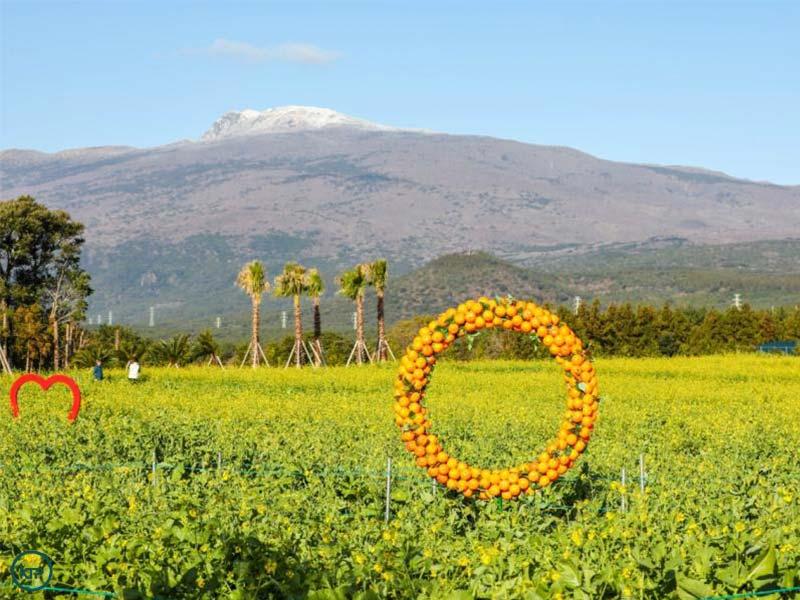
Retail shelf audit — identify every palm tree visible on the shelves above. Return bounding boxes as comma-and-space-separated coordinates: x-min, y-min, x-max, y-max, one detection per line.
192, 329, 224, 367
307, 268, 325, 366
116, 339, 150, 368
72, 344, 113, 369
151, 334, 192, 367
236, 260, 270, 367
368, 259, 394, 361
274, 262, 312, 368
338, 263, 372, 365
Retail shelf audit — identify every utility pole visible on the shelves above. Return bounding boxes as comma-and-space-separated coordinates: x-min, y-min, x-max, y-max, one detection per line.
108, 310, 113, 326
216, 316, 221, 329
573, 296, 582, 314
352, 311, 357, 330
733, 293, 742, 310
149, 306, 155, 327
281, 311, 287, 329
97, 313, 102, 325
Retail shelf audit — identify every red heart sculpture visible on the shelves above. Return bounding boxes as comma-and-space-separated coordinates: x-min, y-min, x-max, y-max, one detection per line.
9, 373, 82, 422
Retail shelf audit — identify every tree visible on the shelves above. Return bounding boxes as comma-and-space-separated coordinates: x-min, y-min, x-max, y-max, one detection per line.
684, 309, 722, 355
655, 304, 682, 356
236, 260, 270, 367
116, 339, 151, 368
192, 330, 224, 367
633, 305, 659, 356
12, 305, 50, 371
46, 258, 91, 370
338, 263, 372, 365
274, 262, 313, 368
783, 306, 800, 342
307, 268, 325, 366
579, 299, 604, 356
72, 344, 114, 369
150, 334, 192, 367
368, 259, 394, 361
0, 196, 90, 369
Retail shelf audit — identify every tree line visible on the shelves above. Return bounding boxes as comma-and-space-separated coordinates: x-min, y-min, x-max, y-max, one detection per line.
389, 300, 800, 360
2, 195, 797, 373
234, 258, 390, 368
1, 196, 91, 371
67, 300, 799, 371
0, 196, 398, 372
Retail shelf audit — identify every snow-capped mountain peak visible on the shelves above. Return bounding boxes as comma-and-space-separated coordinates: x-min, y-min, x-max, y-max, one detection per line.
201, 106, 397, 140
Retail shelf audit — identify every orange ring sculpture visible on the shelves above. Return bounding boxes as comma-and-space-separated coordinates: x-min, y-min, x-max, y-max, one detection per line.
393, 297, 599, 500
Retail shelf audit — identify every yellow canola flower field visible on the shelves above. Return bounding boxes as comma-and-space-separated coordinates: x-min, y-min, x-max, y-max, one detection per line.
0, 355, 798, 599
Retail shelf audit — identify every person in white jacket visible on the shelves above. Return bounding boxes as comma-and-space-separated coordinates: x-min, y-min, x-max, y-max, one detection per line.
127, 358, 140, 383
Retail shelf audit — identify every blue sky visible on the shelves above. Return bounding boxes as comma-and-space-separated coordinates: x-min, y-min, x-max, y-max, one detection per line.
1, 1, 798, 184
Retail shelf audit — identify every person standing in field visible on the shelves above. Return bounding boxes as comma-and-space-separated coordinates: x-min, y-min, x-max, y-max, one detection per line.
92, 360, 104, 381
127, 357, 140, 383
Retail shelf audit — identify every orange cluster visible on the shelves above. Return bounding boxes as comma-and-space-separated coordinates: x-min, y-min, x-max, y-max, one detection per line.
393, 296, 599, 500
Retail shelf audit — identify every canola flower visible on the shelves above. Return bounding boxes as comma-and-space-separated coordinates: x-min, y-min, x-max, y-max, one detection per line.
0, 355, 798, 597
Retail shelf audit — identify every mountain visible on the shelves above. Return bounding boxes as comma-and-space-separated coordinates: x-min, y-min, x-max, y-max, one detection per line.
102, 243, 800, 342
201, 106, 404, 140
388, 242, 800, 319
1, 106, 799, 327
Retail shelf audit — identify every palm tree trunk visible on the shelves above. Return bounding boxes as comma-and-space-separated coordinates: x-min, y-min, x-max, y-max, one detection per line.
251, 295, 260, 367
377, 290, 386, 361
64, 322, 71, 369
356, 294, 365, 365
1, 298, 9, 367
51, 316, 60, 371
293, 293, 303, 368
313, 296, 322, 365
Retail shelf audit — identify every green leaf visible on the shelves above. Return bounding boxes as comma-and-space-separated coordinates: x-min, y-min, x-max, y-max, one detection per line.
467, 333, 480, 351
444, 592, 475, 600
527, 587, 548, 600
744, 546, 777, 584
693, 546, 714, 577
676, 573, 714, 600
307, 589, 345, 600
391, 489, 409, 502
558, 561, 581, 588
716, 562, 745, 587
61, 507, 84, 526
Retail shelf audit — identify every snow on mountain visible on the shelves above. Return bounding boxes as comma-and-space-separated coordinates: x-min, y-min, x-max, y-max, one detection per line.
201, 105, 399, 140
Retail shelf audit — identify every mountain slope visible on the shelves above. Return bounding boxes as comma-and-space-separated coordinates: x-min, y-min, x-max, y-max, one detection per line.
87, 238, 800, 340
387, 252, 571, 319
2, 106, 799, 324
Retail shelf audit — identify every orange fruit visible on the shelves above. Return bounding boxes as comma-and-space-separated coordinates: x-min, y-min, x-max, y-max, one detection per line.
396, 298, 596, 501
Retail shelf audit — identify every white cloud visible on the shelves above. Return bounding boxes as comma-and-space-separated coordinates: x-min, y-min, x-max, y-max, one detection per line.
196, 38, 340, 64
